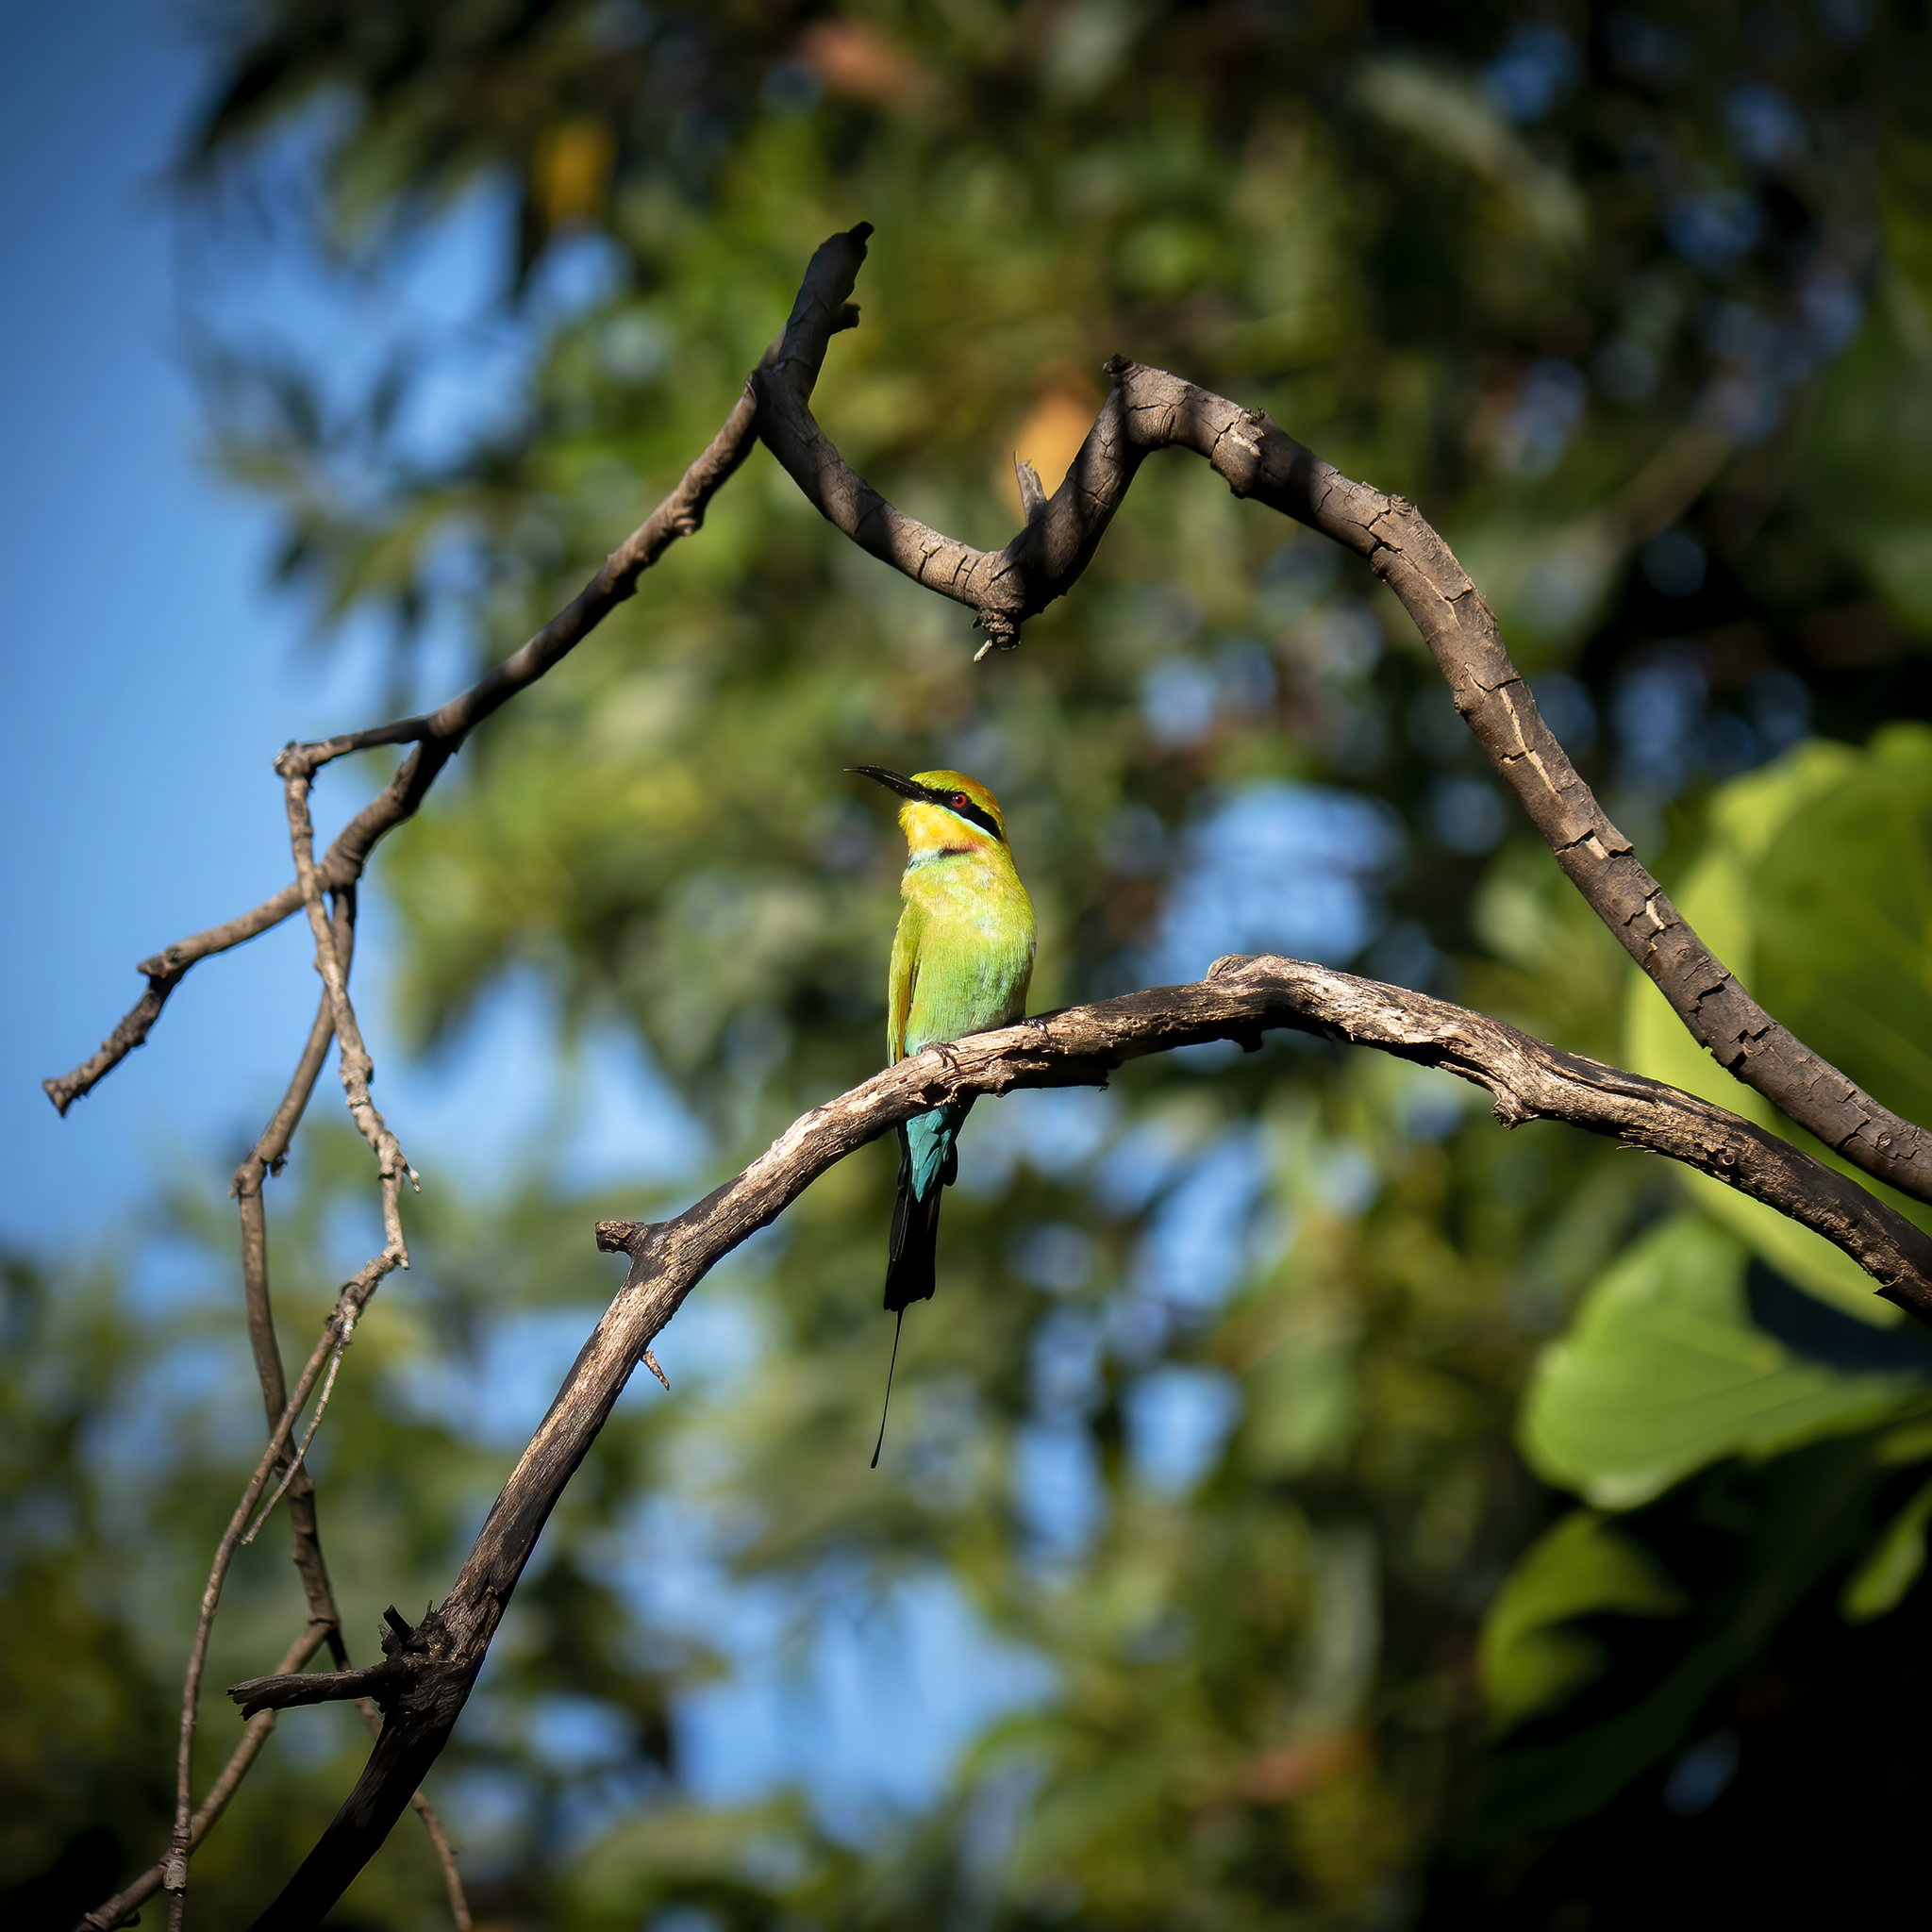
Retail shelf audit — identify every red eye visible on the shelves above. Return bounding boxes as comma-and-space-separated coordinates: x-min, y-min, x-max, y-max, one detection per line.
951, 793, 972, 809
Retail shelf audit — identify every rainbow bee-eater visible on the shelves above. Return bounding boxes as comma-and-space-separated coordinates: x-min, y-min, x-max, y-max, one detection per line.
850, 766, 1036, 1462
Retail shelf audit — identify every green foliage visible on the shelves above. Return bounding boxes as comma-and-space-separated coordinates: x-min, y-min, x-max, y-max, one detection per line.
1792, 283, 1932, 629
1521, 1215, 1925, 1507
17, 2, 1932, 1925
1460, 1426, 1913, 1854
1840, 1469, 1932, 1623
0, 1257, 174, 1903
1624, 728, 1932, 1320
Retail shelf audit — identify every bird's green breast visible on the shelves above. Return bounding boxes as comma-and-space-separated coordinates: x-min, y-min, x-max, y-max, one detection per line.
898, 850, 1035, 1056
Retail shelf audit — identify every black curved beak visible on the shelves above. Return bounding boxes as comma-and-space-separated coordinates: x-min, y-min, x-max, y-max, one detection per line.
847, 765, 926, 803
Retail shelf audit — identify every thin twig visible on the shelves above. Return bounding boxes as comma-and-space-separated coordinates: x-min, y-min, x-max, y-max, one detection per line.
277, 765, 416, 1223
241, 1311, 355, 1547
406, 1784, 473, 1932
159, 1290, 371, 1930
73, 243, 799, 1932
234, 888, 357, 1626
44, 224, 1932, 1924
162, 772, 417, 1930
88, 869, 469, 1932
77, 1620, 334, 1931
85, 1612, 467, 1932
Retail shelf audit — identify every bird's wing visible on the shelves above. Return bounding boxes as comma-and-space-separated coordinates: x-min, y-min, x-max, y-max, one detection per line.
887, 901, 922, 1066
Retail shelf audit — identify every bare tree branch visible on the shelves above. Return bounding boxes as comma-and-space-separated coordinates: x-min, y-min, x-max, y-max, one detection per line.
38, 309, 830, 1115
59, 260, 855, 1932
234, 887, 357, 1637
85, 874, 470, 1932
756, 227, 1932, 1208
161, 773, 423, 1931
78, 1624, 334, 1932
226, 952, 1932, 1928
87, 1650, 468, 1931
156, 1272, 382, 1930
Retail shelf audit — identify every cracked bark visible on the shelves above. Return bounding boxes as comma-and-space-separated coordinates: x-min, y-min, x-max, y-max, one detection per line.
54, 225, 1922, 1207
757, 226, 1932, 1207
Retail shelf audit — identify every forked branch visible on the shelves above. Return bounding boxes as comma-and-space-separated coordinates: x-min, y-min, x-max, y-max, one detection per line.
50, 225, 1926, 1212
87, 875, 471, 1932
39, 301, 847, 1115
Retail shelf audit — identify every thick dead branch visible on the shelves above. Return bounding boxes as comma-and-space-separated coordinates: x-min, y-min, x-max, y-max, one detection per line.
78, 1623, 334, 1931
756, 226, 1932, 1208
44, 221, 1932, 1925
58, 240, 853, 1932
90, 1650, 465, 1931
230, 953, 1932, 1928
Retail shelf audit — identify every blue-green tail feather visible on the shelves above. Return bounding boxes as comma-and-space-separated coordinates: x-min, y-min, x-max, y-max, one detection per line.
884, 1101, 972, 1313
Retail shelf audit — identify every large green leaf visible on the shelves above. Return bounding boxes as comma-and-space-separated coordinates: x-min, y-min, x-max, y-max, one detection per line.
1624, 726, 1932, 1325
1465, 1430, 1892, 1852
1521, 1216, 1923, 1507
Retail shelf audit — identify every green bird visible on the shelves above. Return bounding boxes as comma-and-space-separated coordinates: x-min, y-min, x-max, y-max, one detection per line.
850, 765, 1036, 1462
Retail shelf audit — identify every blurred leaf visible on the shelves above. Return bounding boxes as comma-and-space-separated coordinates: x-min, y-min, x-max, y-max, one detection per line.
1466, 1428, 1893, 1852
1356, 58, 1585, 252
1479, 1509, 1687, 1734
1840, 1472, 1932, 1623
1521, 1215, 1922, 1507
1792, 283, 1932, 629
46, 0, 1932, 1920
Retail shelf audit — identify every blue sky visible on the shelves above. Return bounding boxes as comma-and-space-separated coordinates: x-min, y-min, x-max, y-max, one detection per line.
0, 0, 687, 1263
2, 0, 334, 1250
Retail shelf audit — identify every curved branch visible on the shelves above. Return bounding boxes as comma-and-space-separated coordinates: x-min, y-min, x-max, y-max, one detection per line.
39, 325, 796, 1115
45, 221, 1932, 1923
84, 882, 469, 1932
232, 954, 1932, 1928
163, 772, 425, 1930
755, 227, 1932, 1206
234, 888, 356, 1629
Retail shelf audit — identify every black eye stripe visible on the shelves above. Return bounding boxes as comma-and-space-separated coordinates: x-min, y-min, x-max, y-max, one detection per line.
920, 787, 1003, 841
